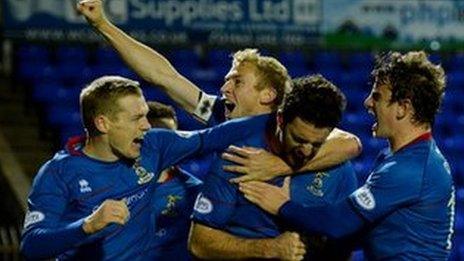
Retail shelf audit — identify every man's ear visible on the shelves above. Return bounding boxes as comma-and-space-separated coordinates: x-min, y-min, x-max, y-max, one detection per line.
396, 99, 413, 120
260, 87, 277, 105
94, 115, 111, 134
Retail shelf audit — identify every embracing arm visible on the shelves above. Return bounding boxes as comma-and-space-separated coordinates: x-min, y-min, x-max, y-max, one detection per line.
77, 0, 201, 113
226, 128, 362, 182
188, 222, 305, 260
239, 179, 364, 239
299, 128, 362, 172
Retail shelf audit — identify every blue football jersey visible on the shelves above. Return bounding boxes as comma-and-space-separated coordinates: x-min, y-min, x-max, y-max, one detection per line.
21, 115, 269, 260
150, 167, 202, 260
21, 129, 211, 260
349, 135, 455, 260
192, 115, 358, 240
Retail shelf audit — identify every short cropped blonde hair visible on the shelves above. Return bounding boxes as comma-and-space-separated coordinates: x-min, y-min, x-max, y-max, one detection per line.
232, 49, 291, 109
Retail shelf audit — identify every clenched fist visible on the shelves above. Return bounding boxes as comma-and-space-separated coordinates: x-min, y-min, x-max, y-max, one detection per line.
76, 0, 108, 29
82, 199, 130, 234
273, 232, 306, 261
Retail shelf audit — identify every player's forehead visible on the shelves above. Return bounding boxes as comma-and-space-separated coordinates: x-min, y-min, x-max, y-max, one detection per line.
115, 95, 149, 117
371, 81, 392, 101
288, 117, 330, 144
225, 62, 256, 80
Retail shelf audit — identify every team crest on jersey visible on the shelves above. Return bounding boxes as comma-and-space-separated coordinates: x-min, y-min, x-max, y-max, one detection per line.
23, 210, 45, 228
353, 186, 376, 210
161, 195, 182, 217
133, 158, 155, 185
194, 193, 213, 214
79, 179, 92, 193
307, 171, 328, 197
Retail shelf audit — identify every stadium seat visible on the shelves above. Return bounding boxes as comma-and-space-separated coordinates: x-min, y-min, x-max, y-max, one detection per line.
278, 50, 307, 68
447, 71, 464, 89
313, 52, 342, 70
46, 104, 80, 130
95, 46, 124, 66
448, 53, 464, 70
17, 44, 49, 63
287, 65, 311, 78
169, 49, 201, 69
347, 52, 373, 70
56, 46, 88, 65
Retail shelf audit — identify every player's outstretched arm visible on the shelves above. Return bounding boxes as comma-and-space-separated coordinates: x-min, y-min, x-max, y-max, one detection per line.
77, 0, 201, 113
226, 128, 362, 182
239, 179, 363, 239
188, 222, 306, 260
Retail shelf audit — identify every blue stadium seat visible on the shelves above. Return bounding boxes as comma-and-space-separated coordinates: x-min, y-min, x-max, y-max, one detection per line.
207, 49, 230, 65
428, 53, 442, 65
56, 46, 88, 65
18, 60, 57, 84
207, 49, 231, 77
32, 80, 62, 103
189, 68, 221, 88
347, 52, 373, 70
318, 67, 343, 86
339, 69, 370, 91
169, 49, 201, 69
447, 71, 464, 89
95, 46, 124, 66
313, 52, 342, 70
278, 50, 307, 68
287, 65, 311, 78
448, 53, 464, 70
46, 104, 80, 129
17, 44, 49, 63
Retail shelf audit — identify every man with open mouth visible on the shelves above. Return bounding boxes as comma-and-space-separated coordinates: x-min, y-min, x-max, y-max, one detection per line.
21, 76, 274, 260
238, 51, 455, 260
77, 0, 363, 259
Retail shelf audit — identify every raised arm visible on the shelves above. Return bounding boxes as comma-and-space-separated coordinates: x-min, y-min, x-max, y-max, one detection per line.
225, 128, 362, 182
77, 0, 201, 113
188, 223, 305, 260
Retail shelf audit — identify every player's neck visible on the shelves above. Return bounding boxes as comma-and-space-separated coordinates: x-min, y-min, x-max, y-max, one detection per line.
389, 124, 431, 152
83, 136, 119, 162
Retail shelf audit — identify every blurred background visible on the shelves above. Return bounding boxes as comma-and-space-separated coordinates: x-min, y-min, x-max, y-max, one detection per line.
0, 0, 463, 259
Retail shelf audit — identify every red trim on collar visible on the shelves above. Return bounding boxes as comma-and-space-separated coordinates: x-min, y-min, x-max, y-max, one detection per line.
400, 132, 432, 151
65, 135, 86, 156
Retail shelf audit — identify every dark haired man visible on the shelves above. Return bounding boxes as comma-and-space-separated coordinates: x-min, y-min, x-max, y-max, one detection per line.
189, 75, 358, 260
239, 51, 455, 260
